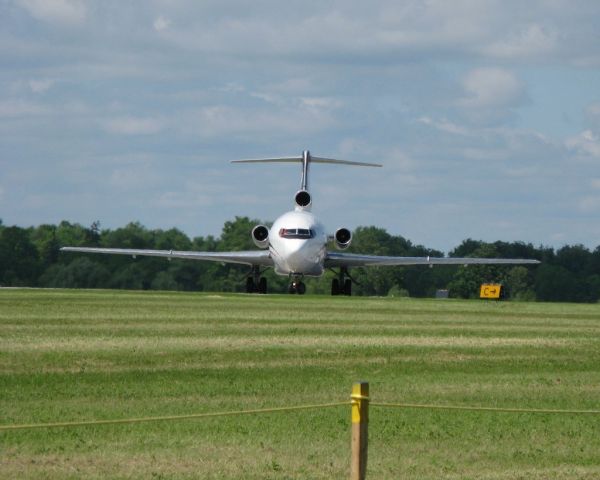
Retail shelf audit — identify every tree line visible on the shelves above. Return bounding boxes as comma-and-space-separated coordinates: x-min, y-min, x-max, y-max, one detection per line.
1, 217, 599, 302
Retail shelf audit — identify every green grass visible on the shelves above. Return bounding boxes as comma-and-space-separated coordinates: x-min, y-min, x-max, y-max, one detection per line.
1, 289, 600, 479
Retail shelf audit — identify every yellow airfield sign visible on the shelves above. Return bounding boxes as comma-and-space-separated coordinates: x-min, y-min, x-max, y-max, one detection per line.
480, 284, 504, 300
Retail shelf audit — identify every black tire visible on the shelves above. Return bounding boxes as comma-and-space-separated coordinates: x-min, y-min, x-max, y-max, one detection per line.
343, 279, 352, 296
331, 279, 340, 296
246, 277, 255, 293
258, 277, 267, 294
296, 282, 306, 295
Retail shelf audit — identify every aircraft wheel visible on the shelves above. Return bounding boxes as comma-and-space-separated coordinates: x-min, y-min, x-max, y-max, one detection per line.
296, 282, 306, 295
331, 279, 340, 296
258, 277, 267, 294
343, 279, 352, 296
246, 277, 255, 293
288, 283, 297, 294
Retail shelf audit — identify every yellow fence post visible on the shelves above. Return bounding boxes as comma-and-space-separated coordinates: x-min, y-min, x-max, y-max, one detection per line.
351, 381, 369, 480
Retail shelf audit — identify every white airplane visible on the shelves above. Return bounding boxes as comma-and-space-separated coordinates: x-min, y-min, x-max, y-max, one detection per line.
61, 150, 540, 295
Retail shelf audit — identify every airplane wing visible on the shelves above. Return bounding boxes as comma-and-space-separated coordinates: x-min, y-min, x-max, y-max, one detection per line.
60, 247, 273, 267
325, 252, 540, 268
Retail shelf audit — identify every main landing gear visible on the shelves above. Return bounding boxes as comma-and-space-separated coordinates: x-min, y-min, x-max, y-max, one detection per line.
331, 267, 353, 296
246, 266, 267, 294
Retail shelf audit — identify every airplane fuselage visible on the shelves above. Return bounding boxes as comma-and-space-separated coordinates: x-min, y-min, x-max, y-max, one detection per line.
269, 208, 328, 277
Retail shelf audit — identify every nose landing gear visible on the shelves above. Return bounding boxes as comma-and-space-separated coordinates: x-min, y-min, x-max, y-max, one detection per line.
288, 276, 306, 295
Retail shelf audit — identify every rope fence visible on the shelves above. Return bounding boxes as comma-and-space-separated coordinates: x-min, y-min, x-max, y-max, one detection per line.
3, 382, 600, 480
3, 400, 599, 432
371, 402, 600, 416
0, 401, 348, 432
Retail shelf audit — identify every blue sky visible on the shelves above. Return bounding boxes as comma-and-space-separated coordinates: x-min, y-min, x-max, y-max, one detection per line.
1, 0, 600, 252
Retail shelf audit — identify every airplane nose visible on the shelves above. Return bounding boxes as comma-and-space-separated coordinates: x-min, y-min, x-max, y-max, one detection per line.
285, 240, 306, 260
283, 240, 314, 270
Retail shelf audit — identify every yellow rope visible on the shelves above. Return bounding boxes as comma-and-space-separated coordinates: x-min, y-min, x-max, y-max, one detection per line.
371, 402, 600, 415
4, 399, 598, 432
0, 402, 349, 432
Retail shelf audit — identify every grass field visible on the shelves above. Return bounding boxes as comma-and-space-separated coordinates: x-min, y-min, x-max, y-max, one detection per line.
1, 289, 600, 479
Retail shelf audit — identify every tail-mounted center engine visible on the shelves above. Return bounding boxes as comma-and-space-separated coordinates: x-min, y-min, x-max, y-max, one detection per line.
295, 190, 312, 209
251, 225, 270, 249
334, 227, 352, 250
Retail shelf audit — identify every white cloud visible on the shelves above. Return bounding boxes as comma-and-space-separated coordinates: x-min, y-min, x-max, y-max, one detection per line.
0, 100, 48, 117
578, 195, 600, 213
585, 102, 600, 130
17, 0, 86, 26
109, 167, 161, 190
418, 116, 470, 135
153, 15, 171, 32
190, 104, 337, 138
155, 191, 213, 209
103, 116, 165, 135
250, 92, 283, 105
483, 24, 558, 59
28, 78, 55, 94
459, 68, 525, 109
566, 130, 600, 158
218, 83, 246, 94
300, 97, 343, 110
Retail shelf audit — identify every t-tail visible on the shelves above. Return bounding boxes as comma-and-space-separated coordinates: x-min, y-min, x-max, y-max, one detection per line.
232, 150, 382, 210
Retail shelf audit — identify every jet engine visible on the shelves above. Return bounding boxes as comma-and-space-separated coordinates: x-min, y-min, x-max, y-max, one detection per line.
295, 190, 312, 209
251, 225, 270, 249
334, 227, 352, 250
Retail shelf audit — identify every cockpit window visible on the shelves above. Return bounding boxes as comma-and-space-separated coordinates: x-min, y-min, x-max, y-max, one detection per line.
279, 228, 314, 239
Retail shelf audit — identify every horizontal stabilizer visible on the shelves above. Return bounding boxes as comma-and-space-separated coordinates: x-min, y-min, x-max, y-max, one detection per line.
232, 150, 381, 191
232, 156, 382, 168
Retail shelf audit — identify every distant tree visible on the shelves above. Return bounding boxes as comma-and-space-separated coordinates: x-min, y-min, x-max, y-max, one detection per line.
581, 274, 600, 303
349, 227, 402, 295
492, 241, 540, 261
169, 262, 205, 291
218, 216, 263, 251
40, 257, 110, 288
554, 244, 592, 275
154, 228, 192, 251
84, 220, 102, 246
400, 243, 447, 297
505, 266, 535, 301
535, 264, 577, 302
102, 222, 154, 249
55, 221, 89, 250
450, 239, 486, 258
151, 270, 179, 291
30, 224, 61, 268
590, 246, 600, 275
192, 235, 218, 252
110, 263, 146, 290
448, 243, 500, 298
196, 216, 267, 292
0, 226, 41, 286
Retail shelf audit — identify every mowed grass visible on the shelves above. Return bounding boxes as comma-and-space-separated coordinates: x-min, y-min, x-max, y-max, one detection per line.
1, 289, 600, 479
